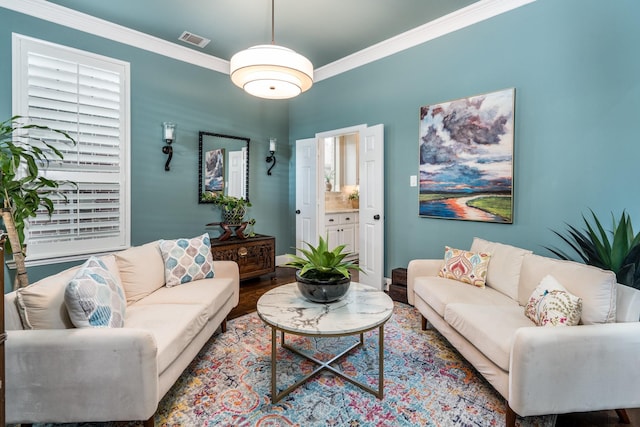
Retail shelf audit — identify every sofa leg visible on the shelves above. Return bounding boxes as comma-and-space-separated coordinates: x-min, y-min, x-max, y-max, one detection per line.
505, 405, 517, 427
616, 408, 631, 424
143, 415, 155, 427
221, 318, 227, 333
421, 315, 427, 331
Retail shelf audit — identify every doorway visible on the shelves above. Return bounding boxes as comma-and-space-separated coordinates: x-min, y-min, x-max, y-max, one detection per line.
295, 124, 385, 289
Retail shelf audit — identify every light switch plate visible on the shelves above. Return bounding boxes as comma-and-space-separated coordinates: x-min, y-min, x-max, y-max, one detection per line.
410, 175, 417, 187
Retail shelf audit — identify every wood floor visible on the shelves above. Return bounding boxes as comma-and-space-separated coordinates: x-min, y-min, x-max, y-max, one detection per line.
230, 267, 639, 427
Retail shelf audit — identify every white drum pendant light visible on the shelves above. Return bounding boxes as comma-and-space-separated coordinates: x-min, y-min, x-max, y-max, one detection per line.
230, 0, 313, 99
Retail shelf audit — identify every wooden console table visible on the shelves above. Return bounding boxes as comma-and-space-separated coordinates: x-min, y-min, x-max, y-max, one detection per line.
210, 234, 275, 281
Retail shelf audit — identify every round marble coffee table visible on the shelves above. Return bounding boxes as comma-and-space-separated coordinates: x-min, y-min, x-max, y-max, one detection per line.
256, 281, 394, 403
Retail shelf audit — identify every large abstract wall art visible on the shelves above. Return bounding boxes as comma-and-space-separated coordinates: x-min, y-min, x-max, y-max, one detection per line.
418, 88, 515, 223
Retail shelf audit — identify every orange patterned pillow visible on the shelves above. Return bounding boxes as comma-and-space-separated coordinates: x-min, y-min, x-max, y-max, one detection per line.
438, 246, 491, 288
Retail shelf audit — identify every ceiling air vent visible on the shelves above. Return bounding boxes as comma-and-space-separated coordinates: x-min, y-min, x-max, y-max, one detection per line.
178, 31, 210, 48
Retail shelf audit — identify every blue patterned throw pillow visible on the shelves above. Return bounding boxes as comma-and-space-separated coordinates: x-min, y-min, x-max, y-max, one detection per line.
159, 233, 215, 287
64, 257, 127, 328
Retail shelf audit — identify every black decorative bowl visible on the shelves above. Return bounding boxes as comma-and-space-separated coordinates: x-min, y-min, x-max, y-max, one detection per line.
295, 270, 351, 303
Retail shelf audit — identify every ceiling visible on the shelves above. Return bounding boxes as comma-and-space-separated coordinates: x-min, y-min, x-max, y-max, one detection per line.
45, 0, 480, 69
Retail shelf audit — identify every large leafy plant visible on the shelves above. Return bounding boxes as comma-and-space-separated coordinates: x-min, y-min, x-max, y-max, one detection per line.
286, 235, 362, 281
545, 210, 640, 289
0, 116, 75, 289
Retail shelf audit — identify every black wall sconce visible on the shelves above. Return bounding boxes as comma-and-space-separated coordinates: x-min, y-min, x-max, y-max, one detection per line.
162, 122, 176, 171
266, 137, 277, 175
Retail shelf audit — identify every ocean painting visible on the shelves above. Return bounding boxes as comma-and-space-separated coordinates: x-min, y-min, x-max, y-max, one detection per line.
419, 89, 515, 223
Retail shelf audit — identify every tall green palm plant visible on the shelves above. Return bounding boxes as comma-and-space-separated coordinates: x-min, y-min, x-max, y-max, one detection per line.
0, 116, 75, 289
546, 210, 640, 289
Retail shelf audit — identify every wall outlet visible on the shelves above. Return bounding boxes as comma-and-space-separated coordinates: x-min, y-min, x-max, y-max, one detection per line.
410, 175, 417, 187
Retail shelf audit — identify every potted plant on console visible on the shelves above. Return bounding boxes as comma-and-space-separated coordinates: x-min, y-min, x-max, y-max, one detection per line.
202, 192, 252, 225
286, 235, 363, 303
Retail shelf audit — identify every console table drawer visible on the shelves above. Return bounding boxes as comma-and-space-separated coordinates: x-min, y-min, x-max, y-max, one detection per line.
210, 234, 275, 281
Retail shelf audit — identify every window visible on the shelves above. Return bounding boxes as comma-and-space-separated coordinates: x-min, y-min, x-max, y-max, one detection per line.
12, 34, 130, 264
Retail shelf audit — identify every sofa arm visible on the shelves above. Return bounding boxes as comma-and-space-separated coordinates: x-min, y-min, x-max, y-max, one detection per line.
407, 259, 442, 306
509, 322, 640, 417
6, 328, 159, 424
213, 260, 240, 306
214, 260, 240, 282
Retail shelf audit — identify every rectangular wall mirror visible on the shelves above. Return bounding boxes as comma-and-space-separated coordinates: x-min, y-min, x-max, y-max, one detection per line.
198, 131, 250, 203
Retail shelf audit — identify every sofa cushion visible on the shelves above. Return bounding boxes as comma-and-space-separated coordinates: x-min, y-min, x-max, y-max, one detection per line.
470, 237, 532, 300
159, 234, 215, 287
519, 253, 616, 324
133, 276, 236, 320
64, 257, 127, 328
115, 241, 166, 304
525, 275, 582, 326
444, 303, 535, 371
14, 255, 119, 330
414, 276, 515, 318
438, 246, 491, 288
124, 303, 209, 374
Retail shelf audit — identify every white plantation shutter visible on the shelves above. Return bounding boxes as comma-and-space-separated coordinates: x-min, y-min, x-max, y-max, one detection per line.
13, 34, 130, 263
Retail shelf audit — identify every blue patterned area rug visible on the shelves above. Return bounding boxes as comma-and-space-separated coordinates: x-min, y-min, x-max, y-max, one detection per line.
34, 303, 555, 427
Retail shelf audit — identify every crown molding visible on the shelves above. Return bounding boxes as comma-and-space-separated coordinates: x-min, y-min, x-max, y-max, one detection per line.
1, 0, 534, 81
0, 0, 230, 74
314, 0, 536, 82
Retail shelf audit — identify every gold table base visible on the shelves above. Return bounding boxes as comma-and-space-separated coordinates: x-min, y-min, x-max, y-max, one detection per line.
269, 326, 385, 403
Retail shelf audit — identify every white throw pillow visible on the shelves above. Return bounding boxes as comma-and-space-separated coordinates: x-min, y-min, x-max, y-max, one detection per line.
159, 233, 215, 287
525, 275, 582, 326
64, 257, 127, 328
519, 253, 616, 324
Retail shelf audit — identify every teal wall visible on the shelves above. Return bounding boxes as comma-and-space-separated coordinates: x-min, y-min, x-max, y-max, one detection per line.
289, 0, 640, 277
2, 0, 640, 289
0, 8, 292, 287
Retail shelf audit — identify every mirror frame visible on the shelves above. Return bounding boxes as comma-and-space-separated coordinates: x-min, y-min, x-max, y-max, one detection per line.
198, 131, 250, 203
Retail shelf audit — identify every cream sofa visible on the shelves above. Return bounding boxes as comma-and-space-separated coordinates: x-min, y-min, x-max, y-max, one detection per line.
4, 239, 240, 426
408, 237, 640, 426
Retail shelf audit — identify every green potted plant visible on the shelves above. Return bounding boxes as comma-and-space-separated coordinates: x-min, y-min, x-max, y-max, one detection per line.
245, 218, 257, 237
285, 235, 363, 303
545, 209, 640, 289
348, 189, 359, 209
201, 192, 252, 225
324, 170, 334, 192
0, 116, 75, 289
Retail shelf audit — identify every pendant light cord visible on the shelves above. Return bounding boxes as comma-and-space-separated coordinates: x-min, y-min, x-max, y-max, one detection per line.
271, 0, 275, 44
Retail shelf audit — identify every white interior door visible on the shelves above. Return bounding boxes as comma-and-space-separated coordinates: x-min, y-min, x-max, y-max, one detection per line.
295, 138, 318, 254
227, 149, 244, 198
358, 124, 384, 290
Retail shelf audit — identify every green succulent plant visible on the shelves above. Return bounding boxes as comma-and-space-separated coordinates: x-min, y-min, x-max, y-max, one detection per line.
286, 235, 363, 281
545, 210, 640, 289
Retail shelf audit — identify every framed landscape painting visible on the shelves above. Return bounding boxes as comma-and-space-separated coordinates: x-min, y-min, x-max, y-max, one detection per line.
418, 88, 515, 223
